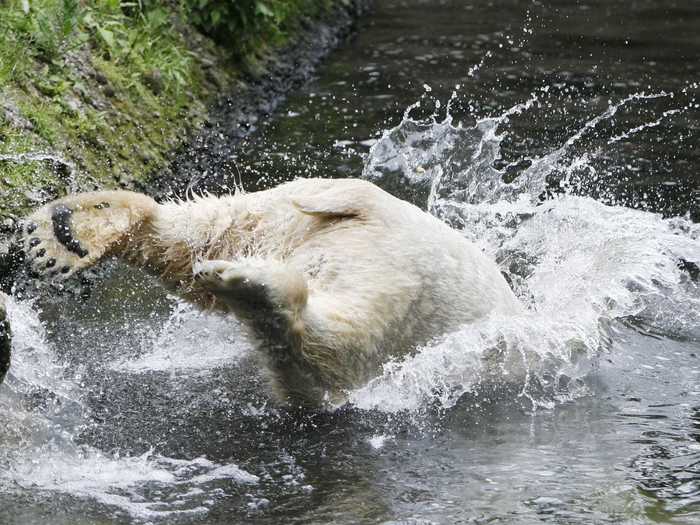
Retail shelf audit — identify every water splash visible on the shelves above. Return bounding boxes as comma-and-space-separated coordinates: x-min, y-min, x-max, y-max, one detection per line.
2, 446, 258, 520
0, 152, 75, 169
0, 152, 77, 187
0, 87, 698, 518
109, 300, 251, 374
0, 296, 260, 521
353, 90, 699, 412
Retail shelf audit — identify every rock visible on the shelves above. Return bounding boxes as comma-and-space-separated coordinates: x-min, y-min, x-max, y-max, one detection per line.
94, 72, 109, 85
0, 218, 15, 233
143, 69, 164, 95
205, 68, 222, 89
2, 101, 34, 131
117, 171, 133, 187
24, 189, 46, 203
139, 151, 155, 165
200, 57, 215, 69
63, 96, 82, 116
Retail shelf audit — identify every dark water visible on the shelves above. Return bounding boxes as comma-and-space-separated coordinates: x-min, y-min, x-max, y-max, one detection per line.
1, 1, 699, 524
235, 0, 698, 219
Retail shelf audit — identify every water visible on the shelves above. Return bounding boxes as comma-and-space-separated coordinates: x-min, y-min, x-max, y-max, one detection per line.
1, 0, 699, 523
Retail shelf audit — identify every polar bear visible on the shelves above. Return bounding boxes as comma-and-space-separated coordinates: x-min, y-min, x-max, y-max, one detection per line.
20, 178, 522, 406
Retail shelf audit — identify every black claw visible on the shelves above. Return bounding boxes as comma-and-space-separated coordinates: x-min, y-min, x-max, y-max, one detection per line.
36, 248, 46, 258
60, 266, 71, 274
29, 237, 41, 248
94, 202, 111, 209
26, 222, 38, 234
46, 258, 56, 268
51, 204, 89, 259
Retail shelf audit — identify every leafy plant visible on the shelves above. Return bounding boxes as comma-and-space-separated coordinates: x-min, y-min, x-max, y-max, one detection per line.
184, 0, 332, 56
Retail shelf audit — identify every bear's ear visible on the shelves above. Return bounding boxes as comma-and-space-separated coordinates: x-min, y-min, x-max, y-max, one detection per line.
292, 186, 367, 219
292, 198, 360, 219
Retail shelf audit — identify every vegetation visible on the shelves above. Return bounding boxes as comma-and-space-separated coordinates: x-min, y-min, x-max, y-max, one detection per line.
0, 0, 339, 219
186, 0, 334, 53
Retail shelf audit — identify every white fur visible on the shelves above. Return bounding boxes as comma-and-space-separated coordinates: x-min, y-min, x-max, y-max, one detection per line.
24, 178, 522, 406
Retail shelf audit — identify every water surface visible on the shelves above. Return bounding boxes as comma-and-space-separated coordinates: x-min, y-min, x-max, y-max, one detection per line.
1, 1, 699, 524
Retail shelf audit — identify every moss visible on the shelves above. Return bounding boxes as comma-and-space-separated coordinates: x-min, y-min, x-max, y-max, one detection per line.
0, 0, 341, 221
0, 0, 346, 221
0, 1, 213, 216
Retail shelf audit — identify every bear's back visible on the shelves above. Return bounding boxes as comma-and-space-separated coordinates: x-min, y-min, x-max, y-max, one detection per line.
260, 178, 522, 350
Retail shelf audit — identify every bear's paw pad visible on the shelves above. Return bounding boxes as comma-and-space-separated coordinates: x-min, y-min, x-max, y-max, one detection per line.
20, 205, 87, 280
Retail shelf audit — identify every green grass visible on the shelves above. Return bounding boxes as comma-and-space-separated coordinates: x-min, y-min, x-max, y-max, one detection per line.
0, 0, 227, 217
186, 0, 335, 55
0, 0, 196, 91
0, 0, 340, 219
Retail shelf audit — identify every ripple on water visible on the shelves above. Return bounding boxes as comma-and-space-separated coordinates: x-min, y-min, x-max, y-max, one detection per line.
1, 2, 699, 518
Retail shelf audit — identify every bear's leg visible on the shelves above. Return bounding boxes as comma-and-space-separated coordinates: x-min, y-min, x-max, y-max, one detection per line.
20, 191, 157, 280
193, 258, 308, 344
195, 259, 355, 405
195, 259, 372, 405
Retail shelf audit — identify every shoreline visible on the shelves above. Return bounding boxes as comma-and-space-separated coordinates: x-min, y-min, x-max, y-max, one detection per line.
154, 0, 373, 200
0, 0, 371, 221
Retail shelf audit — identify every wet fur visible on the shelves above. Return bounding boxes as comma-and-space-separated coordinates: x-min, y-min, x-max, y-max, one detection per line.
21, 178, 523, 406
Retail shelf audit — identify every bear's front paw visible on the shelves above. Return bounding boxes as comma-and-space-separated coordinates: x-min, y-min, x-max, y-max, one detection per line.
19, 205, 85, 280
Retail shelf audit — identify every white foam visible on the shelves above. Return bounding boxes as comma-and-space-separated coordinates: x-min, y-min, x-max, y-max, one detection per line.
2, 445, 257, 520
352, 91, 699, 412
367, 434, 393, 450
110, 301, 251, 374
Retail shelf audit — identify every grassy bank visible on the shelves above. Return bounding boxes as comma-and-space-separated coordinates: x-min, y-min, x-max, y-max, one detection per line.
0, 0, 339, 221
